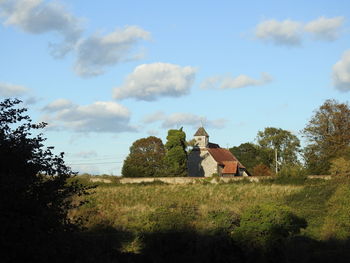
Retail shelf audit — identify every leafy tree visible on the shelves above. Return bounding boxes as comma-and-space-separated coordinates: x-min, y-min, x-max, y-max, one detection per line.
257, 127, 301, 167
0, 99, 90, 262
302, 99, 350, 174
164, 128, 188, 177
229, 142, 273, 171
122, 136, 166, 177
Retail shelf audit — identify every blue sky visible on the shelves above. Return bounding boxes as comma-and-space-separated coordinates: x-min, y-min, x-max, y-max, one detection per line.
1, 0, 350, 175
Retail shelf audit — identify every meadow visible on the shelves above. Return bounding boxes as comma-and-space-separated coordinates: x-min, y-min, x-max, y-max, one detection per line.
69, 176, 350, 262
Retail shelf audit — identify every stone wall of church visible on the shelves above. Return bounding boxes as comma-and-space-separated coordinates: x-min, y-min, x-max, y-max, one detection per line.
188, 149, 218, 177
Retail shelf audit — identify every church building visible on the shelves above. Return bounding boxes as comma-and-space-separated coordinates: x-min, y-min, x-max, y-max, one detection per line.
187, 127, 250, 177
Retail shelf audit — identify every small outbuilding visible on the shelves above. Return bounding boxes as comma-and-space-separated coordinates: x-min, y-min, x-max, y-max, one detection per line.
188, 127, 250, 177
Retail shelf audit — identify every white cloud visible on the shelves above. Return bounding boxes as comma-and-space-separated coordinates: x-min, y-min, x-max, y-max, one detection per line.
255, 19, 302, 46
0, 82, 28, 96
201, 72, 272, 89
143, 111, 227, 129
255, 17, 345, 46
113, 63, 196, 101
42, 98, 73, 112
0, 0, 83, 57
0, 1, 151, 76
332, 50, 350, 92
42, 99, 136, 133
74, 26, 151, 77
304, 16, 344, 41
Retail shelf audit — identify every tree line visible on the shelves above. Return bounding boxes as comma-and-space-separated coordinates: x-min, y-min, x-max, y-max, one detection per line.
122, 128, 188, 177
231, 99, 350, 176
122, 99, 350, 177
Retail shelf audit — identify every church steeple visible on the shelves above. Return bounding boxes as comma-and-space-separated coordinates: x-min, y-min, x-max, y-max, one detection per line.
194, 127, 209, 148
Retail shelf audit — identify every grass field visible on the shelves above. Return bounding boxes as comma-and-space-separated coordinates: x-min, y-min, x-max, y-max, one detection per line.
69, 176, 350, 262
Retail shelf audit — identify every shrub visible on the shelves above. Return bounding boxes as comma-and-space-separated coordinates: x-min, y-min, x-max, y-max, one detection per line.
208, 210, 240, 233
279, 164, 307, 178
232, 204, 307, 249
0, 99, 91, 262
145, 204, 197, 232
252, 163, 273, 176
330, 157, 350, 175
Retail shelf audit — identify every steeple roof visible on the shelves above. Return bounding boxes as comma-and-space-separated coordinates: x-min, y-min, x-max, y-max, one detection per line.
194, 127, 209, 137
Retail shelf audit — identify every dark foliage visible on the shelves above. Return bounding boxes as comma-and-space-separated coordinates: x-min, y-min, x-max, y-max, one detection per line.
229, 142, 272, 171
0, 99, 91, 262
164, 128, 188, 177
122, 136, 166, 177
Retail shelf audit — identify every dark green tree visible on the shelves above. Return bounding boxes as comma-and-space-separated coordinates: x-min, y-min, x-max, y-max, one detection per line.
229, 142, 273, 171
302, 99, 350, 174
164, 128, 188, 177
122, 136, 166, 177
257, 127, 301, 167
0, 99, 90, 262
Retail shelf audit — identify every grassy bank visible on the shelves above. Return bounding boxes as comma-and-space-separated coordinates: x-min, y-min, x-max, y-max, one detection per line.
69, 176, 350, 262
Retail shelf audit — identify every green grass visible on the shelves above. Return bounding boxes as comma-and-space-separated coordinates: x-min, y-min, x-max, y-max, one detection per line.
70, 176, 350, 256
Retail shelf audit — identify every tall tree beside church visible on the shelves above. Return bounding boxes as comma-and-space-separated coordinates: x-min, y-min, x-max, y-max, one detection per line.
164, 128, 188, 177
302, 99, 350, 174
122, 136, 166, 177
257, 127, 301, 166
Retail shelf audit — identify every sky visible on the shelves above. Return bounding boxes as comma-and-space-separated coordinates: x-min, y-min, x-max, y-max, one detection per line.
1, 0, 350, 175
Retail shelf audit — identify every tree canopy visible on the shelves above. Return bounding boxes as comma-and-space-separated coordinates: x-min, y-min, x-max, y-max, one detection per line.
229, 142, 272, 172
122, 136, 166, 177
0, 99, 90, 262
164, 128, 188, 177
257, 127, 301, 166
302, 99, 350, 174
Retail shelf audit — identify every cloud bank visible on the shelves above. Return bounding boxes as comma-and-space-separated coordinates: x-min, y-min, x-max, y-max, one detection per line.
0, 82, 28, 96
0, 0, 83, 57
0, 1, 150, 75
255, 19, 302, 46
74, 26, 151, 77
201, 73, 272, 89
42, 99, 135, 133
255, 16, 345, 46
304, 16, 345, 41
113, 63, 197, 101
333, 50, 350, 92
143, 111, 227, 129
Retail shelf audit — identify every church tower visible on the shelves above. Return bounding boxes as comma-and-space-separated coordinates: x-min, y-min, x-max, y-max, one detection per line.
193, 127, 209, 148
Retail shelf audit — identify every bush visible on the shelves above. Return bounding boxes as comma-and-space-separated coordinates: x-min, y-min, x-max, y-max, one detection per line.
252, 163, 273, 176
0, 99, 91, 262
145, 204, 197, 232
208, 210, 240, 233
279, 164, 307, 178
232, 204, 307, 249
330, 157, 350, 176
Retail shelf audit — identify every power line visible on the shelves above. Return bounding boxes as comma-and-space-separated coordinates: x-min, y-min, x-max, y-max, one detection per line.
68, 161, 123, 165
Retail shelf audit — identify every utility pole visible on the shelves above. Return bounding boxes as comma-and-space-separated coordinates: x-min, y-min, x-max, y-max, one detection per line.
275, 148, 278, 175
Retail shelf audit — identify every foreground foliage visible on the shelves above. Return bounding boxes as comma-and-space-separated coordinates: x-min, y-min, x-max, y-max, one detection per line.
0, 99, 91, 262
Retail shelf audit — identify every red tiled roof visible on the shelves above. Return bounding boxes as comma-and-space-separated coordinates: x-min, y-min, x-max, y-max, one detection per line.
207, 147, 246, 169
222, 161, 238, 174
